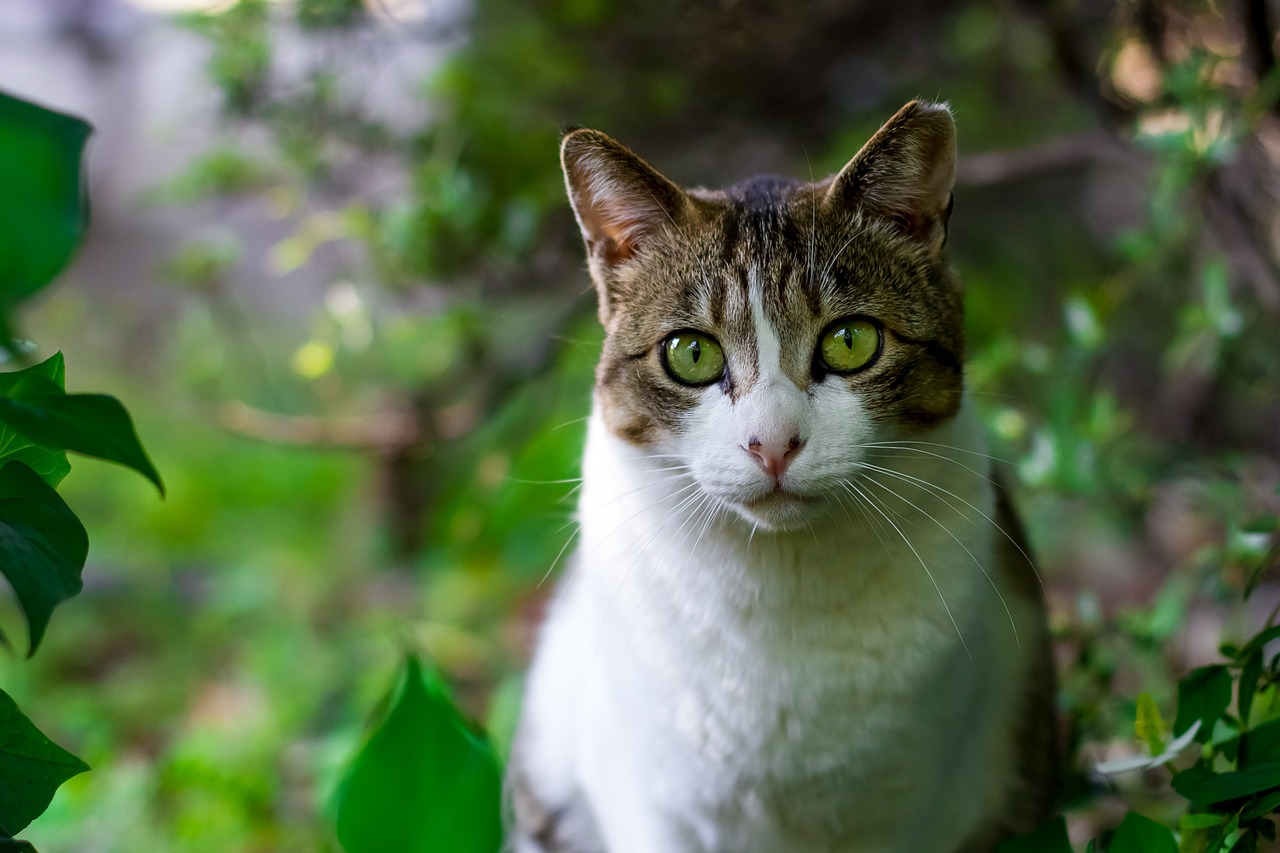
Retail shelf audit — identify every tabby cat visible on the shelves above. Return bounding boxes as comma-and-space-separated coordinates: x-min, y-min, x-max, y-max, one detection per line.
508, 101, 1056, 853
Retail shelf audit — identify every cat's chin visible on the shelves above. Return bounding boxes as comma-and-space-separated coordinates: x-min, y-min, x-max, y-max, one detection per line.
730, 491, 819, 532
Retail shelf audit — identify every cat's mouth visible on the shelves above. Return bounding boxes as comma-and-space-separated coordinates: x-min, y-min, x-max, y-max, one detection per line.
734, 488, 817, 530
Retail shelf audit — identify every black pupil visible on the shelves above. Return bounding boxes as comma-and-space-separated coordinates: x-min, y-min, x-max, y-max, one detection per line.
689, 340, 701, 363
840, 328, 852, 349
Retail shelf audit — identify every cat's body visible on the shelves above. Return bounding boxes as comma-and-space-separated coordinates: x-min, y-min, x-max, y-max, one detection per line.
509, 102, 1056, 853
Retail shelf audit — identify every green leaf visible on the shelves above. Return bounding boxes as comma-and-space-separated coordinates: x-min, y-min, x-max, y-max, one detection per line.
0, 686, 88, 836
0, 380, 163, 495
995, 815, 1072, 853
1181, 812, 1228, 830
1240, 650, 1263, 728
1240, 626, 1280, 658
0, 839, 37, 852
1241, 718, 1280, 768
0, 92, 90, 316
0, 355, 68, 488
1137, 693, 1168, 755
1243, 788, 1280, 820
0, 461, 87, 654
1109, 812, 1178, 853
332, 654, 503, 853
1172, 762, 1280, 806
1175, 666, 1233, 741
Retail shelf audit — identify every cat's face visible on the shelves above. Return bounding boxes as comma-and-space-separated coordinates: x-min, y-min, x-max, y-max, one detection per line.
564, 102, 964, 531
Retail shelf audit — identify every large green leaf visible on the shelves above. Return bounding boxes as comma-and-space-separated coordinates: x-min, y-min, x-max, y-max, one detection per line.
1172, 762, 1280, 806
0, 686, 88, 837
0, 377, 163, 495
0, 91, 90, 314
0, 354, 68, 488
1174, 665, 1232, 742
995, 815, 1072, 853
0, 838, 37, 852
332, 654, 503, 853
1108, 812, 1178, 853
0, 461, 87, 654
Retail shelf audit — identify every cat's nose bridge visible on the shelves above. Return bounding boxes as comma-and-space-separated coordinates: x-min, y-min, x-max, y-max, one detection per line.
736, 380, 809, 478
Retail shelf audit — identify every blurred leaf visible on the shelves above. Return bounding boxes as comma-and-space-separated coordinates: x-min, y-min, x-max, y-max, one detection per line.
1240, 650, 1263, 727
1175, 666, 1233, 741
0, 378, 163, 495
1243, 789, 1280, 821
1243, 542, 1277, 600
332, 654, 503, 853
0, 838, 36, 852
1137, 693, 1168, 755
0, 354, 69, 488
995, 814, 1072, 853
1172, 763, 1280, 806
1241, 718, 1280, 768
1109, 812, 1178, 853
0, 461, 87, 654
0, 91, 90, 317
0, 686, 89, 836
1239, 626, 1280, 658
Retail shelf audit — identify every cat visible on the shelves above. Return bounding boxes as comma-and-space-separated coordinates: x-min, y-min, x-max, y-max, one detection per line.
507, 100, 1056, 853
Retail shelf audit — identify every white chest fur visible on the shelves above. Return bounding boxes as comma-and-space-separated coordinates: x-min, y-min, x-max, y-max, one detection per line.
516, 406, 1034, 853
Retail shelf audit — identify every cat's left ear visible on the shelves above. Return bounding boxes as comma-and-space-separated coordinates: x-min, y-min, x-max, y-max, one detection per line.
560, 129, 693, 269
823, 100, 956, 250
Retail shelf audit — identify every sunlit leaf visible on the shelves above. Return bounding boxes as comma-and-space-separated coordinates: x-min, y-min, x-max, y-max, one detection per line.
0, 92, 90, 316
1109, 812, 1177, 853
332, 654, 502, 853
0, 686, 88, 837
1136, 693, 1168, 755
0, 378, 163, 495
0, 461, 87, 654
0, 354, 68, 488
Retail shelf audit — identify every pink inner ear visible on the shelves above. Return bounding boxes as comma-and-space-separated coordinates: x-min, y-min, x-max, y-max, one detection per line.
584, 199, 646, 265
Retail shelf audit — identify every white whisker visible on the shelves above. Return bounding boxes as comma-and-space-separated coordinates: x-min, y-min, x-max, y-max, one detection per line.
857, 472, 1019, 649
838, 475, 971, 658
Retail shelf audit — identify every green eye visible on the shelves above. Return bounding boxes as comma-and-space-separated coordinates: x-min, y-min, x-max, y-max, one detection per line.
662, 331, 726, 386
818, 318, 881, 373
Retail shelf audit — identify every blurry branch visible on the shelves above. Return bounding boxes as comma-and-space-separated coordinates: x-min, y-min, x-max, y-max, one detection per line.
1012, 0, 1133, 126
956, 130, 1132, 186
218, 400, 422, 451
1202, 176, 1280, 311
1244, 0, 1278, 114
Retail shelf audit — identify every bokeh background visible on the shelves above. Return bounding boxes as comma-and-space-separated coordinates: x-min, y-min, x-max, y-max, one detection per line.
1, 0, 1278, 849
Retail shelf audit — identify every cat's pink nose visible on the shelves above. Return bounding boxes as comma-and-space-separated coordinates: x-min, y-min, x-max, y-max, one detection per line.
745, 435, 805, 480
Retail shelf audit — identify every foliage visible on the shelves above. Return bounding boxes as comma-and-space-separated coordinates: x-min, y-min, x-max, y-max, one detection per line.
0, 91, 160, 849
7, 0, 1280, 850
331, 655, 502, 853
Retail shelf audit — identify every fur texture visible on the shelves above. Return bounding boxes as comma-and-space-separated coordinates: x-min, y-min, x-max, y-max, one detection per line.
509, 101, 1056, 853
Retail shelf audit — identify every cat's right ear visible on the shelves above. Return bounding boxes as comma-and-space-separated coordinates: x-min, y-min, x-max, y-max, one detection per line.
823, 100, 956, 251
560, 129, 691, 273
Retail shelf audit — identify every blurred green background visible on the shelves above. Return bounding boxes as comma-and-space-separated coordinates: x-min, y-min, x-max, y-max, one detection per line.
1, 0, 1278, 849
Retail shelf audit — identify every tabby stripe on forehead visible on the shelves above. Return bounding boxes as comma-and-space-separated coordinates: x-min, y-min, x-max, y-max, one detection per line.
709, 276, 726, 327
719, 213, 740, 266
774, 259, 792, 304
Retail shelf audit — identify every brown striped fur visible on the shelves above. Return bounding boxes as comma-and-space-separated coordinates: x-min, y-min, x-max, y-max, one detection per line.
561, 101, 966, 447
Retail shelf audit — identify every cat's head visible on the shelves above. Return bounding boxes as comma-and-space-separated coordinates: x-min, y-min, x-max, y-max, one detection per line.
562, 101, 965, 532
